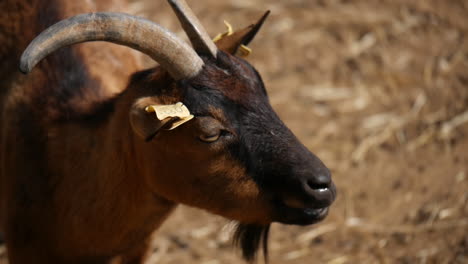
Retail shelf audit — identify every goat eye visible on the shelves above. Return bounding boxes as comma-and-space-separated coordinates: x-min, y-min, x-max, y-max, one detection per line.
200, 131, 221, 143
199, 131, 221, 143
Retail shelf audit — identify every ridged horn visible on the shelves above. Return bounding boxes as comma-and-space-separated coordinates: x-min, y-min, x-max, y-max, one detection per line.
167, 0, 218, 58
19, 12, 204, 80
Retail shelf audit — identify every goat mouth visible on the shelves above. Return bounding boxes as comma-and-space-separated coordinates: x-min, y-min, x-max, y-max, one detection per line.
273, 201, 329, 226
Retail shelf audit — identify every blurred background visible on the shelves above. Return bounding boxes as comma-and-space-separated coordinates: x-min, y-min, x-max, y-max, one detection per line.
2, 0, 467, 263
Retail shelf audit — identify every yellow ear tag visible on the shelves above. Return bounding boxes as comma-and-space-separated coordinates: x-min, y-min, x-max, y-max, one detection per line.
145, 102, 194, 130
213, 20, 234, 42
238, 45, 252, 57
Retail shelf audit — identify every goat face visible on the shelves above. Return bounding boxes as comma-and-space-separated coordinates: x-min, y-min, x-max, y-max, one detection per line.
129, 51, 336, 226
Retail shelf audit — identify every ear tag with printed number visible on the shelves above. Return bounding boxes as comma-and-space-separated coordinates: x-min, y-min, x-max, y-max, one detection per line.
145, 102, 194, 130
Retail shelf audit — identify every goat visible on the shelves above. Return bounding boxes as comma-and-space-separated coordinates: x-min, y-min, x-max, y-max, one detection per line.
0, 0, 336, 263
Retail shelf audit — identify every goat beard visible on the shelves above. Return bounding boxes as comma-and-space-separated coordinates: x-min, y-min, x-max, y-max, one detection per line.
233, 223, 271, 263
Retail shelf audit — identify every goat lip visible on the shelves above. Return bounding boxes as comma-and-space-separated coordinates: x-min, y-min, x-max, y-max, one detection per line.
303, 207, 328, 218
274, 202, 330, 226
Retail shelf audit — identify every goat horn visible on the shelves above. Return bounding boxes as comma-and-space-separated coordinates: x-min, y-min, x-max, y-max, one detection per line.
167, 0, 218, 58
19, 12, 204, 80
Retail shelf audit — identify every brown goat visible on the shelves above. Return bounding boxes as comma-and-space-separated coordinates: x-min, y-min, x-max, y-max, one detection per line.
0, 0, 336, 263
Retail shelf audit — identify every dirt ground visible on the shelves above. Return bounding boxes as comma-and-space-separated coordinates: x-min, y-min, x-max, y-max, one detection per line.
1, 0, 467, 263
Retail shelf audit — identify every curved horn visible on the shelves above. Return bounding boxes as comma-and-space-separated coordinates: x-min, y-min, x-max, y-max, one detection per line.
20, 12, 204, 80
167, 0, 218, 58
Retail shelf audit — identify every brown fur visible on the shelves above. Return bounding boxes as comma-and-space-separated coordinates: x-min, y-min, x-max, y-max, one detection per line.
0, 0, 152, 262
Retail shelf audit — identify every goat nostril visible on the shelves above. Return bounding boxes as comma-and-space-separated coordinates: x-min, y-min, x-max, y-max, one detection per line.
307, 172, 331, 189
307, 174, 331, 190
307, 180, 330, 190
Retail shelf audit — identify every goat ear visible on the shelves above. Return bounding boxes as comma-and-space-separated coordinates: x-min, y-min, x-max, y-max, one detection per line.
130, 99, 193, 141
214, 11, 270, 56
130, 98, 172, 141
